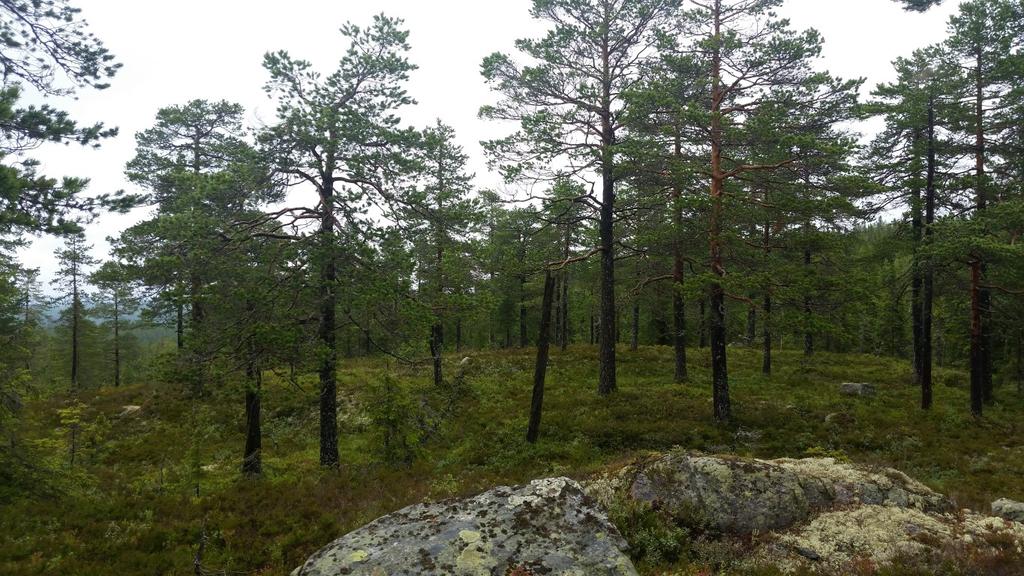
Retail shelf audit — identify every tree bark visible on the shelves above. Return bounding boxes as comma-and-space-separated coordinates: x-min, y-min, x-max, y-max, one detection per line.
597, 20, 617, 395
318, 168, 340, 468
527, 271, 556, 443
973, 51, 993, 406
910, 137, 924, 385
71, 291, 79, 391
708, 0, 730, 421
176, 303, 184, 351
671, 132, 688, 382
803, 248, 813, 357
243, 347, 262, 477
455, 318, 462, 353
921, 96, 936, 409
113, 292, 121, 388
430, 322, 444, 387
762, 221, 772, 376
970, 260, 984, 417
763, 292, 772, 376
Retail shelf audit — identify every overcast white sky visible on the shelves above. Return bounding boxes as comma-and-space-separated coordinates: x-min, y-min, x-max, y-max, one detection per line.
15, 0, 960, 286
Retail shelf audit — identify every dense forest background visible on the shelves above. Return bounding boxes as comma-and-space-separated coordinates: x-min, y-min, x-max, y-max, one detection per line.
1, 0, 1023, 574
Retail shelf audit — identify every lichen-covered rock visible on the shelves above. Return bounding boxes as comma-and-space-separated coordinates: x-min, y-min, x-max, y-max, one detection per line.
766, 505, 1024, 572
584, 451, 949, 535
993, 498, 1024, 522
772, 457, 949, 513
291, 477, 637, 576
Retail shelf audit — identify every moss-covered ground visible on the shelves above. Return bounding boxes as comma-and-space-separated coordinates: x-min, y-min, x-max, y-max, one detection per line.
2, 345, 1022, 575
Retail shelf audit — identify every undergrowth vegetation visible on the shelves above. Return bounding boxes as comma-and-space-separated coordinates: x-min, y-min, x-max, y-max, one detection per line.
2, 345, 1023, 575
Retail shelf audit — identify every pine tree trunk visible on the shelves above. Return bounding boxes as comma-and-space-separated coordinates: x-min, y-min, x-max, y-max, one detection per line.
527, 271, 556, 443
803, 248, 813, 357
176, 303, 184, 351
597, 26, 617, 396
243, 349, 262, 477
671, 132, 687, 382
430, 322, 444, 387
970, 260, 984, 417
763, 293, 772, 376
708, 1, 730, 421
974, 53, 994, 406
318, 173, 340, 468
71, 295, 79, 391
455, 318, 462, 353
114, 293, 121, 388
762, 221, 772, 375
910, 140, 924, 385
921, 96, 936, 409
747, 305, 756, 346
561, 270, 570, 351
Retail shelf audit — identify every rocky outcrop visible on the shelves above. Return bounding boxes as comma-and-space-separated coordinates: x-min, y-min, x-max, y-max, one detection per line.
765, 505, 1024, 571
584, 450, 949, 534
993, 498, 1024, 523
291, 477, 637, 576
293, 452, 1022, 575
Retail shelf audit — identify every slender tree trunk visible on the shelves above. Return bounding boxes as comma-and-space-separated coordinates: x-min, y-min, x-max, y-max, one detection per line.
910, 136, 924, 385
708, 0, 730, 421
176, 303, 184, 351
561, 226, 571, 351
597, 27, 617, 395
527, 271, 556, 443
430, 323, 444, 387
973, 52, 994, 405
318, 171, 340, 468
671, 132, 688, 382
803, 248, 813, 357
763, 293, 772, 376
71, 291, 79, 391
243, 345, 262, 476
762, 221, 772, 376
455, 318, 462, 353
432, 235, 445, 386
747, 305, 756, 345
113, 293, 121, 388
921, 96, 936, 409
970, 260, 984, 417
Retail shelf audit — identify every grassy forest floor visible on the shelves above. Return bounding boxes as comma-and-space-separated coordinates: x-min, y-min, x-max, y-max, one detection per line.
2, 345, 1023, 575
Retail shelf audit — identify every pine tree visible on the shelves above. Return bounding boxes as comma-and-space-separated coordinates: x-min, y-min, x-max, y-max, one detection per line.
679, 0, 861, 420
260, 14, 417, 468
90, 262, 140, 388
481, 0, 681, 395
51, 233, 97, 391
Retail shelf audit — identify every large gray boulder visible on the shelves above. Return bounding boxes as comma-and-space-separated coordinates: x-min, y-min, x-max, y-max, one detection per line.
992, 498, 1024, 523
585, 451, 949, 534
291, 477, 637, 576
